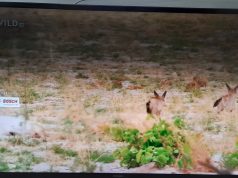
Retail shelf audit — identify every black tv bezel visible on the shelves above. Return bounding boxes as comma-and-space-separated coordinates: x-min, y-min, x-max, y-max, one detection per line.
0, 2, 238, 14
0, 2, 238, 178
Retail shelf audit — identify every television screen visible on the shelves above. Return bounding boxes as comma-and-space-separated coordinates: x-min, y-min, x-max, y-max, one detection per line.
0, 6, 238, 175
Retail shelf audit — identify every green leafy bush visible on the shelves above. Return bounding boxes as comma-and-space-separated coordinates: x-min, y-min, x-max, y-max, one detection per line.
223, 152, 238, 169
222, 141, 238, 169
173, 116, 186, 129
113, 121, 192, 169
108, 126, 141, 145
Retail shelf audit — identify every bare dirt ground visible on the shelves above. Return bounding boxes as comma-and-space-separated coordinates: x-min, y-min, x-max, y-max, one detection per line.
0, 8, 238, 173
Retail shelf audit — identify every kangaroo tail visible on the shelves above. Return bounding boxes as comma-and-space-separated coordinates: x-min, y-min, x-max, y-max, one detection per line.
213, 97, 222, 108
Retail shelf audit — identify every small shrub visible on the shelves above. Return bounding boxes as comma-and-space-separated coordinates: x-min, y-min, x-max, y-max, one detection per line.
191, 88, 203, 98
108, 126, 141, 144
55, 73, 69, 89
113, 121, 192, 169
90, 151, 115, 163
15, 151, 42, 171
112, 117, 124, 125
223, 152, 238, 169
111, 81, 123, 90
202, 117, 220, 133
188, 94, 194, 103
95, 108, 107, 114
78, 157, 96, 173
83, 95, 100, 109
107, 126, 124, 142
177, 143, 193, 169
0, 161, 9, 172
64, 118, 73, 126
52, 145, 78, 158
0, 147, 10, 153
173, 116, 186, 129
63, 118, 74, 133
71, 151, 97, 173
21, 88, 41, 104
8, 136, 24, 145
8, 136, 40, 146
23, 139, 41, 147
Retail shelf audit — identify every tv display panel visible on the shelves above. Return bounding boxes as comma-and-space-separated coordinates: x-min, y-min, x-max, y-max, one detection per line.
0, 7, 238, 174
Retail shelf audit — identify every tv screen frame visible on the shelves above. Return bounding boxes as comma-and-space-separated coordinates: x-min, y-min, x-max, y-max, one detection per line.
0, 2, 238, 178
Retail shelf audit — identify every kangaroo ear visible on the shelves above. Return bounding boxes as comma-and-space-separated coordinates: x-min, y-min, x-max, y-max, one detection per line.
226, 83, 232, 91
154, 90, 159, 97
213, 97, 222, 107
146, 101, 151, 114
162, 91, 167, 98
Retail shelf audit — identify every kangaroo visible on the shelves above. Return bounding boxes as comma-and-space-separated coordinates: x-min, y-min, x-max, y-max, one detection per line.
146, 90, 167, 119
185, 76, 208, 92
213, 83, 238, 113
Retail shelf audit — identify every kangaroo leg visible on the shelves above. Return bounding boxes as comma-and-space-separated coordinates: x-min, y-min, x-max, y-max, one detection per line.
152, 114, 156, 119
146, 114, 153, 120
156, 116, 161, 121
154, 115, 161, 124
156, 112, 161, 121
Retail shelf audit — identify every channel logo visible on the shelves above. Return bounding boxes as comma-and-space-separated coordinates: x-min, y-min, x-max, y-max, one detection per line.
0, 19, 25, 28
0, 97, 20, 108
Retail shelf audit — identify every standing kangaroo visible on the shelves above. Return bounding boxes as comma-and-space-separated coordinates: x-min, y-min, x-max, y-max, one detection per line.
213, 83, 238, 113
146, 90, 167, 119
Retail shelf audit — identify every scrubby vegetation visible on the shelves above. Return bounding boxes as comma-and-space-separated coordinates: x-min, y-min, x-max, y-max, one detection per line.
223, 143, 238, 170
0, 148, 42, 172
0, 161, 9, 172
14, 151, 42, 171
173, 116, 186, 129
52, 145, 78, 158
90, 151, 115, 163
112, 120, 192, 169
